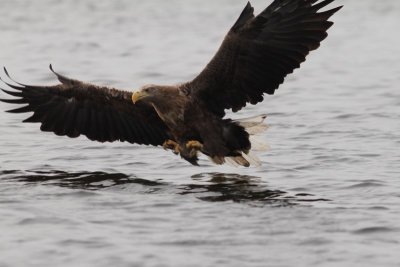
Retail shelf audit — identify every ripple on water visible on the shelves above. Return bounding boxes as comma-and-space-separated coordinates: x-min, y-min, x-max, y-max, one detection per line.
352, 226, 398, 235
368, 206, 390, 211
1, 169, 329, 207
3, 170, 136, 190
344, 180, 386, 189
0, 170, 20, 175
59, 238, 112, 249
332, 113, 365, 120
298, 237, 333, 246
18, 216, 76, 226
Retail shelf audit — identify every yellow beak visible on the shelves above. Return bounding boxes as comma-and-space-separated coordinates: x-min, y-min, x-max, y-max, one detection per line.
132, 91, 149, 104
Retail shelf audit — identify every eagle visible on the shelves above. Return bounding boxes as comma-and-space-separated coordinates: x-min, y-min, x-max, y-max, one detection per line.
0, 0, 342, 167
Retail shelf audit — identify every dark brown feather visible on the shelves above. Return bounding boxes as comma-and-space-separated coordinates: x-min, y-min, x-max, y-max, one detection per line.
0, 67, 171, 146
187, 0, 342, 117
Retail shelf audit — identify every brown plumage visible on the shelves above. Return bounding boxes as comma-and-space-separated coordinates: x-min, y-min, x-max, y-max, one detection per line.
0, 0, 342, 167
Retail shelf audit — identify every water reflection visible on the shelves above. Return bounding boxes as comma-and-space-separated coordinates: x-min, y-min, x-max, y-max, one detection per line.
1, 170, 328, 205
181, 172, 289, 205
1, 170, 163, 190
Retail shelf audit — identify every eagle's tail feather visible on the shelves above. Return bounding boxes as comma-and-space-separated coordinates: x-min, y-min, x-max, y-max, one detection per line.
209, 155, 250, 167
207, 114, 269, 167
242, 151, 262, 167
234, 114, 269, 135
235, 114, 270, 152
230, 155, 250, 167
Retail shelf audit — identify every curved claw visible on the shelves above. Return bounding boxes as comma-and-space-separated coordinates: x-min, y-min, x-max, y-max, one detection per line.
163, 140, 181, 155
186, 140, 203, 158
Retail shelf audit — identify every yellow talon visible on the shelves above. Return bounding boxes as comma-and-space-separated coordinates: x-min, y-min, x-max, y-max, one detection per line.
163, 140, 181, 155
186, 140, 203, 158
186, 140, 203, 150
163, 140, 177, 150
174, 146, 181, 155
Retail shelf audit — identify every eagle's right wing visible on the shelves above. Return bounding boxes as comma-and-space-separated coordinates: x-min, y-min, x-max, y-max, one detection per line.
0, 66, 171, 146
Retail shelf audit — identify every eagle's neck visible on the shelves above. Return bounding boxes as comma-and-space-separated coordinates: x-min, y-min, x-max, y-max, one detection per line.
151, 90, 187, 127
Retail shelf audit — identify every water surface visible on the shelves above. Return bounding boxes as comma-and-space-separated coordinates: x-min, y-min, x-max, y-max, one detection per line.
1, 0, 400, 266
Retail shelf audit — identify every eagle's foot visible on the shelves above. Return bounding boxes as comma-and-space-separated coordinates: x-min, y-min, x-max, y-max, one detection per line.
163, 140, 180, 155
186, 140, 203, 158
186, 140, 203, 150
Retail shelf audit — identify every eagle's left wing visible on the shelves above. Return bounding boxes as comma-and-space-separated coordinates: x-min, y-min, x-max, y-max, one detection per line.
186, 0, 342, 117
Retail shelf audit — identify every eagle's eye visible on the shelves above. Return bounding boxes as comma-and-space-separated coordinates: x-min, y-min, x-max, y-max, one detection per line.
143, 86, 154, 93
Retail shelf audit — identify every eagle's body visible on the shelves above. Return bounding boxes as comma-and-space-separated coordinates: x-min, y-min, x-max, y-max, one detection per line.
1, 0, 342, 167
136, 84, 252, 165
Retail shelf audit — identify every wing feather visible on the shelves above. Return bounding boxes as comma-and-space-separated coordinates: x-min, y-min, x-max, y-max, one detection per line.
187, 0, 342, 117
0, 67, 171, 146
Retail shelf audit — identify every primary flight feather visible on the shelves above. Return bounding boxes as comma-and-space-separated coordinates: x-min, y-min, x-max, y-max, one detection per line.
1, 0, 342, 167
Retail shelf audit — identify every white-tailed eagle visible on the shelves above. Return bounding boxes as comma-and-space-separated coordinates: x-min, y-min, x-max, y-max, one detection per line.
1, 0, 342, 166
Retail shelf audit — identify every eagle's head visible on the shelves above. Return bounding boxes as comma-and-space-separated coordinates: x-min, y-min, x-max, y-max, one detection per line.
132, 84, 159, 104
132, 84, 180, 105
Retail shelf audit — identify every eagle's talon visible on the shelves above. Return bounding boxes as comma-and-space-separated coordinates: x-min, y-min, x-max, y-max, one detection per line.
186, 140, 203, 158
163, 140, 178, 150
163, 140, 182, 155
174, 145, 181, 155
186, 140, 203, 150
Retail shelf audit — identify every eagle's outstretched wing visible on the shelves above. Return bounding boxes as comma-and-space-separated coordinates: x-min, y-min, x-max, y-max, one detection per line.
187, 0, 342, 117
0, 65, 171, 146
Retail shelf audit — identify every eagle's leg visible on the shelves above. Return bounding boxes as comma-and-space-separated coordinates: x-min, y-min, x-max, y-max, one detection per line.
163, 139, 181, 155
186, 140, 203, 158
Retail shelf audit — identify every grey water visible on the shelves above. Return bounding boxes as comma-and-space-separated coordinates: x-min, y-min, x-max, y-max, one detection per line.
0, 0, 399, 266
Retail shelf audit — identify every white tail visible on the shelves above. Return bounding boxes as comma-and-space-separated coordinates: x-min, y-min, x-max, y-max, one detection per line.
222, 114, 270, 167
206, 114, 269, 167
235, 114, 269, 135
235, 114, 270, 152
